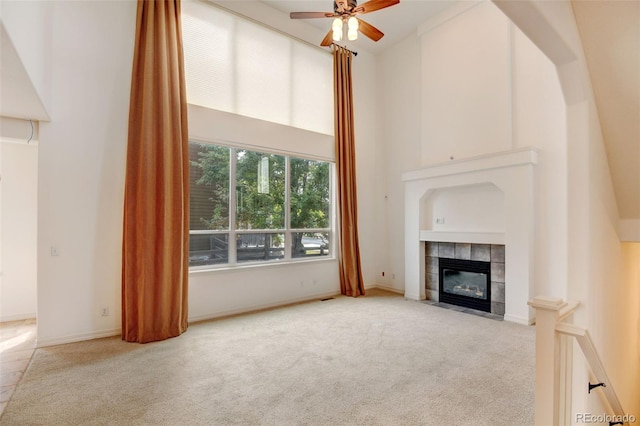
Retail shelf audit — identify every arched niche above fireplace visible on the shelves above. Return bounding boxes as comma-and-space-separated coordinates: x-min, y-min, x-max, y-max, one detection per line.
422, 182, 505, 233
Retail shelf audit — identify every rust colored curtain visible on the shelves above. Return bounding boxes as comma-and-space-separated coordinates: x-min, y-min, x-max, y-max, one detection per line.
122, 0, 189, 343
333, 45, 365, 297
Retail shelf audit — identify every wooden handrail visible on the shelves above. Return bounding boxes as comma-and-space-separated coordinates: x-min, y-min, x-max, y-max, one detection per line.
529, 296, 629, 425
557, 300, 579, 321
555, 322, 627, 422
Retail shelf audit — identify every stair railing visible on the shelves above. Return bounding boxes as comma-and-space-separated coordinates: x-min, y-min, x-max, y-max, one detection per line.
528, 296, 630, 426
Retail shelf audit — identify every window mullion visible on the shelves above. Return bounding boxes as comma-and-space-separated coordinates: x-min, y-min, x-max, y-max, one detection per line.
228, 147, 237, 264
284, 156, 291, 261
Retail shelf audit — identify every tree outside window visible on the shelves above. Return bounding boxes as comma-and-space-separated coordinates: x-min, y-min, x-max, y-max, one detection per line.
188, 142, 332, 267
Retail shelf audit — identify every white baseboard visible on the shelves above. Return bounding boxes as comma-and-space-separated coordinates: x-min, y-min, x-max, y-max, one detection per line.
0, 313, 36, 323
403, 292, 423, 301
370, 284, 405, 295
37, 292, 340, 347
188, 291, 340, 323
503, 314, 535, 325
37, 328, 121, 348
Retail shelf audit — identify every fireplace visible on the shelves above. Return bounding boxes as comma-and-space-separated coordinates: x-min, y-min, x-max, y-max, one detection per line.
403, 148, 537, 324
439, 258, 491, 312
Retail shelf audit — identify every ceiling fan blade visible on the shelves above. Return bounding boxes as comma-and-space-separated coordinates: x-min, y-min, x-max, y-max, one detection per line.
355, 0, 400, 15
320, 30, 333, 47
290, 11, 334, 19
357, 18, 384, 42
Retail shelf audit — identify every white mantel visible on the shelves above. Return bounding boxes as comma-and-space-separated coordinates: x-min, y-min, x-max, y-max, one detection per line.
403, 147, 537, 324
419, 231, 504, 245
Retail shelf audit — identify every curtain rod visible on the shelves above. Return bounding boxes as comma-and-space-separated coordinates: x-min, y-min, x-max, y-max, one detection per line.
331, 44, 358, 56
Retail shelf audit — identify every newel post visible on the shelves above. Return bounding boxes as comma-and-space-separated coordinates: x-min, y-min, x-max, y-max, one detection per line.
528, 296, 567, 426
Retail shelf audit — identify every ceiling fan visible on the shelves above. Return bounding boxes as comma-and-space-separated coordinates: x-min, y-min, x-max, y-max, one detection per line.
290, 0, 400, 46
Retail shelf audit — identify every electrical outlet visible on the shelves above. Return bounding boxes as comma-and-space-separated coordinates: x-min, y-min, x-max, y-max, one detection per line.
435, 217, 445, 225
101, 307, 109, 317
51, 246, 60, 256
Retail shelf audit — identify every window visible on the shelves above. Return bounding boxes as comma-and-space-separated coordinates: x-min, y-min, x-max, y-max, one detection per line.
181, 1, 333, 135
189, 141, 332, 269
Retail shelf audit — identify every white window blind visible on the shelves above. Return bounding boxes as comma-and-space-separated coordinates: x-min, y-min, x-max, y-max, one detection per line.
182, 1, 333, 136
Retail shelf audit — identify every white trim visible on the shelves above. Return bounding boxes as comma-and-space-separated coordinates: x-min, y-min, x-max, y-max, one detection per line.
419, 231, 505, 245
187, 105, 334, 162
371, 284, 405, 295
189, 257, 338, 275
37, 328, 121, 348
504, 313, 535, 325
188, 291, 340, 323
402, 147, 538, 182
404, 292, 423, 301
0, 313, 36, 323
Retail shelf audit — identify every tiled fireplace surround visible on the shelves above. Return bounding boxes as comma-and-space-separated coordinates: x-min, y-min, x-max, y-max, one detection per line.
425, 242, 506, 316
403, 148, 538, 325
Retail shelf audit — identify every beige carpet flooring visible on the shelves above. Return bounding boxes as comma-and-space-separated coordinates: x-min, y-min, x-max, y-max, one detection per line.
0, 289, 534, 425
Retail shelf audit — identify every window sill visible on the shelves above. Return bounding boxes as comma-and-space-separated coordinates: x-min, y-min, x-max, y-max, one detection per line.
188, 256, 337, 275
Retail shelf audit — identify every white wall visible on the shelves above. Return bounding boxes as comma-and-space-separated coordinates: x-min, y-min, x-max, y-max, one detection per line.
32, 0, 135, 346
376, 34, 423, 292
352, 50, 385, 289
0, 140, 37, 322
420, 2, 511, 164
423, 183, 505, 232
511, 24, 567, 300
378, 2, 567, 303
576, 98, 639, 416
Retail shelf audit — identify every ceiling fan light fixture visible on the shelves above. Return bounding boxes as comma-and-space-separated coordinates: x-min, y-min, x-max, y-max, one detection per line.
332, 17, 343, 41
347, 16, 358, 40
290, 0, 399, 46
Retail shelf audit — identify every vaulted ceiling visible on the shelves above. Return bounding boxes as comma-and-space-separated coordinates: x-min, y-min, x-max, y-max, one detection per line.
262, 0, 640, 220
571, 0, 640, 220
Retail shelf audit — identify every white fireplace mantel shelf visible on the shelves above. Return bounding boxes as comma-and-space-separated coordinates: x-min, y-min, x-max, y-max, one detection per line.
402, 147, 538, 182
419, 230, 505, 245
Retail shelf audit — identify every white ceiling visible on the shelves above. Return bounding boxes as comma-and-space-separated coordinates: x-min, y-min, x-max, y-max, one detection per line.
571, 0, 640, 220
260, 0, 457, 54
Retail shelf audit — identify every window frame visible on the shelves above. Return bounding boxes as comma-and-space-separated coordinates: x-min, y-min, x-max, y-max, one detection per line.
189, 139, 335, 271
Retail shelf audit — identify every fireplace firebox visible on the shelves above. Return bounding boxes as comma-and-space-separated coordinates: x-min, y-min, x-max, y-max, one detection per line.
439, 258, 491, 312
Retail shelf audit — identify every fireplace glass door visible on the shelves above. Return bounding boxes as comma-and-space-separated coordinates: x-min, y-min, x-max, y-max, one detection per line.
443, 270, 487, 299
439, 258, 491, 312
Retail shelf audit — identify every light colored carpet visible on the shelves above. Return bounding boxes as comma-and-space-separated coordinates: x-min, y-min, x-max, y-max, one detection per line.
0, 289, 534, 425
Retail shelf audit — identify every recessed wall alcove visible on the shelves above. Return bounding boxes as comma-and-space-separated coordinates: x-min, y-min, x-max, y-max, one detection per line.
403, 147, 537, 324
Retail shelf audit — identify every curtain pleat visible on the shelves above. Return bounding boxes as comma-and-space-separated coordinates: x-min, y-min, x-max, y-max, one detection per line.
122, 0, 189, 343
333, 45, 365, 297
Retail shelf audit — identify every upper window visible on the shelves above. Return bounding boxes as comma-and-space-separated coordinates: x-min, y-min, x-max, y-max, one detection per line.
181, 1, 333, 135
189, 142, 333, 269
